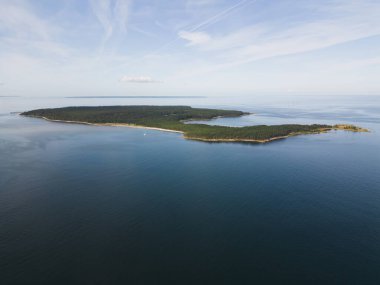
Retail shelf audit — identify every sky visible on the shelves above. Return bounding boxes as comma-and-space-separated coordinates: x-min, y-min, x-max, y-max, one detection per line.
0, 0, 379, 97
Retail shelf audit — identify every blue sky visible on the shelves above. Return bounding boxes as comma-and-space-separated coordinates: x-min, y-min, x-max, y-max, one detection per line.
0, 0, 379, 97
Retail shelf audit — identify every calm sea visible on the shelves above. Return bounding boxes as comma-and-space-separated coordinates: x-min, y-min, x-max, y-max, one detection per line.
1, 95, 380, 284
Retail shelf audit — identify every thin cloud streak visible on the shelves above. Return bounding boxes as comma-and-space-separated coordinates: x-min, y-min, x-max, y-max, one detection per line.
173, 0, 380, 80
0, 1, 50, 40
178, 31, 210, 46
186, 0, 255, 32
145, 0, 254, 58
1, 0, 379, 96
89, 0, 132, 52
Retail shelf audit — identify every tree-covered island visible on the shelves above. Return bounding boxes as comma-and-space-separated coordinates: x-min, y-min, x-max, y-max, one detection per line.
21, 106, 369, 143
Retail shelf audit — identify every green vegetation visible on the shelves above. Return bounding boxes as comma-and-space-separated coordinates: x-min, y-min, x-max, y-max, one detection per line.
21, 106, 367, 143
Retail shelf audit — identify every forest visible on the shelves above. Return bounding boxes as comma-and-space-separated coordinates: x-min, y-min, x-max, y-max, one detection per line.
22, 106, 355, 142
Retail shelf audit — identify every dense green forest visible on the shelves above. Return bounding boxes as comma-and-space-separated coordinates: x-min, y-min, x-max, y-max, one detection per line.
22, 106, 363, 142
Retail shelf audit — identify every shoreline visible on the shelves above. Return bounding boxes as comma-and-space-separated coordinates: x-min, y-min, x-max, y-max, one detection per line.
24, 115, 185, 134
25, 114, 288, 143
22, 115, 368, 144
185, 129, 333, 143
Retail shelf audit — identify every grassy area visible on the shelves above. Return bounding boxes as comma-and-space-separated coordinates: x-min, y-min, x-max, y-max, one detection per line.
21, 106, 366, 143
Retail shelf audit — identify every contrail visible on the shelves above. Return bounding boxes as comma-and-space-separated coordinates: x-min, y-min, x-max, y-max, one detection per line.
187, 0, 252, 32
143, 0, 256, 57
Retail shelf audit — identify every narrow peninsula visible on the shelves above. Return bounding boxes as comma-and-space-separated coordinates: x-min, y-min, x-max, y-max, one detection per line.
21, 106, 368, 143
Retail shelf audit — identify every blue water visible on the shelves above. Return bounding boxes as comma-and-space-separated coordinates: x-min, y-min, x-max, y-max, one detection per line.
1, 95, 380, 284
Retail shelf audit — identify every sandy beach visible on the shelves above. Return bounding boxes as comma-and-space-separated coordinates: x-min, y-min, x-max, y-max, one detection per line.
23, 115, 368, 144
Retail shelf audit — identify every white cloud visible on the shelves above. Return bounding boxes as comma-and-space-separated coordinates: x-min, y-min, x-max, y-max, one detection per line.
178, 31, 211, 46
119, 76, 160, 83
196, 25, 265, 51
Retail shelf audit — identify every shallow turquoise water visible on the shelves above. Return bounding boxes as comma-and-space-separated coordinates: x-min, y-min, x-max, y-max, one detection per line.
1, 96, 380, 284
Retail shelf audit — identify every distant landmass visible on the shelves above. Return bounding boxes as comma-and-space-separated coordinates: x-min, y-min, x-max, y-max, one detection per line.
65, 96, 206, 99
21, 106, 368, 143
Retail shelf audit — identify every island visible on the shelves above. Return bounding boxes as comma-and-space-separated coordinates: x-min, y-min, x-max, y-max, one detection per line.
21, 106, 369, 143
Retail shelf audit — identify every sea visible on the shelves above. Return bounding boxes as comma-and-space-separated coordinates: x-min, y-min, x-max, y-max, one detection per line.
1, 95, 380, 284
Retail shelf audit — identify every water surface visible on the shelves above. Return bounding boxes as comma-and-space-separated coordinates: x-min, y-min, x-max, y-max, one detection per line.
1, 95, 380, 284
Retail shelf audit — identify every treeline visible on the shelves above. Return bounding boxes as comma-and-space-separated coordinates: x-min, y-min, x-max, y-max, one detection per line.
22, 105, 332, 142
181, 124, 330, 140
22, 106, 246, 124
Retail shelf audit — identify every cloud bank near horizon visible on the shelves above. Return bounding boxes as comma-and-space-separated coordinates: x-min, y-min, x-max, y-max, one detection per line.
119, 76, 161, 83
